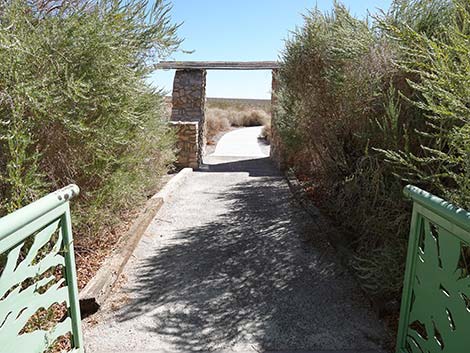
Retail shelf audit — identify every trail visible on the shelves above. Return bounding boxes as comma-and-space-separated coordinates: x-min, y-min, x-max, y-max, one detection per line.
84, 127, 389, 353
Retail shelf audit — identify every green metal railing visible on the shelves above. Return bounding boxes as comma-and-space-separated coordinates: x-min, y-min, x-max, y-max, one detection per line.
397, 185, 470, 353
0, 185, 83, 353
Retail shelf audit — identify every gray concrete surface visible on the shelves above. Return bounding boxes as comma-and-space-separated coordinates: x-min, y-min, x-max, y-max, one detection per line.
83, 129, 390, 353
212, 126, 270, 157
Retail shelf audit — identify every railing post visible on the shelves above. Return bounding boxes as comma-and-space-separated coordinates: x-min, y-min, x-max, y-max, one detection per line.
61, 203, 84, 349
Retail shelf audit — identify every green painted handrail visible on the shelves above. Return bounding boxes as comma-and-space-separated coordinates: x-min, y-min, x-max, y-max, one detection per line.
0, 185, 83, 353
403, 185, 470, 234
0, 184, 79, 242
397, 185, 470, 353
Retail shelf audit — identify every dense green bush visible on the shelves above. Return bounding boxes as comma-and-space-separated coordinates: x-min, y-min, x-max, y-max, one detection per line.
276, 0, 464, 300
382, 0, 470, 208
0, 0, 181, 234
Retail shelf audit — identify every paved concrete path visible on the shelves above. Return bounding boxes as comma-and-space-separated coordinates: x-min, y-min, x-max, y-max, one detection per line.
83, 129, 390, 353
212, 126, 270, 158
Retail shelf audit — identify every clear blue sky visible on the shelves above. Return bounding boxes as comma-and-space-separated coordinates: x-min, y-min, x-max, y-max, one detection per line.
150, 0, 392, 99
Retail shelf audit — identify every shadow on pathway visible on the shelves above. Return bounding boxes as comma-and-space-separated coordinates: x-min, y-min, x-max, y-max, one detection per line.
99, 157, 389, 352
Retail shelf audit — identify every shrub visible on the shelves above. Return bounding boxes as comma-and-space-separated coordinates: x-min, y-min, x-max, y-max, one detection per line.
276, 0, 454, 300
205, 107, 271, 143
205, 109, 231, 144
259, 122, 271, 143
0, 0, 181, 235
233, 109, 270, 127
379, 0, 470, 208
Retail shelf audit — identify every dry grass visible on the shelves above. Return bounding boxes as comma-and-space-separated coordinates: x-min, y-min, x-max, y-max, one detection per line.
205, 107, 271, 144
259, 122, 272, 143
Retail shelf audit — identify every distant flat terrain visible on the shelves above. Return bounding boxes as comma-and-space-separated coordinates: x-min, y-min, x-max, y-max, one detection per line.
206, 97, 271, 111
164, 96, 271, 112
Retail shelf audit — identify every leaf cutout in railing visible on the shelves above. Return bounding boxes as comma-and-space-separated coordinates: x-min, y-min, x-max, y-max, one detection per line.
0, 217, 74, 353
405, 218, 470, 353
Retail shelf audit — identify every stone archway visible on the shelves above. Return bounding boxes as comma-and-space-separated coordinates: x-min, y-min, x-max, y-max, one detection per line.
156, 61, 284, 170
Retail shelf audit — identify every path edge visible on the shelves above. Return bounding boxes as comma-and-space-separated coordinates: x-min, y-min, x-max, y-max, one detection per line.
79, 168, 193, 317
285, 169, 396, 348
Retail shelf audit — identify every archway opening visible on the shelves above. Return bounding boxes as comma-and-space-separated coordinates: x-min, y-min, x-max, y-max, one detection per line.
156, 61, 282, 170
203, 70, 273, 163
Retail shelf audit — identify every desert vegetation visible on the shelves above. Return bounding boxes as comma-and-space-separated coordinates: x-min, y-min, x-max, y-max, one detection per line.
0, 0, 181, 286
205, 98, 271, 144
276, 0, 467, 304
206, 97, 271, 111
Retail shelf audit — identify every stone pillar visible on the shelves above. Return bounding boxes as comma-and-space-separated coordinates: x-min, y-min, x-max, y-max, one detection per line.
171, 69, 206, 167
170, 121, 199, 169
270, 69, 286, 170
